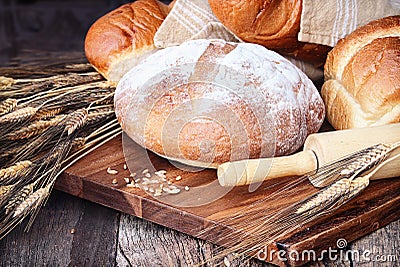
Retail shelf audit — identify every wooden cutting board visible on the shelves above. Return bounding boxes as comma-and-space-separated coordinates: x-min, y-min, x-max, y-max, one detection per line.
55, 128, 400, 267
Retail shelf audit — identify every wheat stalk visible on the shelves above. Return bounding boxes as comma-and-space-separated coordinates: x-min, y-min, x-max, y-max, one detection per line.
0, 185, 14, 197
70, 119, 119, 153
0, 98, 18, 116
5, 183, 35, 215
87, 106, 114, 122
70, 137, 87, 153
0, 76, 15, 90
7, 135, 52, 164
0, 57, 122, 240
18, 81, 109, 107
0, 106, 38, 125
295, 178, 353, 214
0, 161, 33, 185
6, 116, 66, 140
12, 185, 50, 218
64, 108, 88, 136
43, 142, 70, 166
0, 72, 103, 98
33, 107, 64, 120
308, 143, 392, 187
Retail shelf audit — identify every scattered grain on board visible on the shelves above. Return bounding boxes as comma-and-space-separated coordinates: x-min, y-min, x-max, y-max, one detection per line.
168, 188, 180, 194
107, 167, 118, 175
122, 169, 188, 197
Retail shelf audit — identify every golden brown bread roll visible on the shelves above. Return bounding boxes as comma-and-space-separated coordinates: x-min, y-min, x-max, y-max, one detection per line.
207, 0, 331, 67
322, 16, 400, 130
114, 39, 325, 168
84, 0, 169, 84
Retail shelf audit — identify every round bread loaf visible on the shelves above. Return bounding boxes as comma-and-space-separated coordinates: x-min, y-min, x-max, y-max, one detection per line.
115, 39, 325, 168
207, 0, 331, 67
84, 0, 169, 84
322, 16, 400, 130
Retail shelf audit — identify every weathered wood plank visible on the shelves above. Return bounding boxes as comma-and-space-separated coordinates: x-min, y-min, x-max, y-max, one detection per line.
116, 213, 270, 267
0, 189, 398, 266
116, 212, 400, 266
349, 220, 399, 266
0, 190, 120, 267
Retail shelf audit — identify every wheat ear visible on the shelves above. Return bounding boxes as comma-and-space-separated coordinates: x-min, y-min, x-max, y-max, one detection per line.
0, 106, 38, 125
0, 161, 33, 185
33, 107, 64, 120
295, 178, 352, 214
0, 98, 18, 116
64, 108, 88, 135
12, 185, 50, 218
4, 183, 35, 215
0, 185, 14, 197
0, 76, 15, 90
308, 143, 392, 187
6, 116, 66, 140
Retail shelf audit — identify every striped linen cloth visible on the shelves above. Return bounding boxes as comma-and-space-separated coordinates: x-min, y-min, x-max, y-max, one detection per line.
153, 0, 240, 48
299, 0, 400, 47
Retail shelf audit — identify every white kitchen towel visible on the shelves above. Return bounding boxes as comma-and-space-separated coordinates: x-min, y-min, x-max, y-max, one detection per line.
299, 0, 400, 47
153, 0, 240, 48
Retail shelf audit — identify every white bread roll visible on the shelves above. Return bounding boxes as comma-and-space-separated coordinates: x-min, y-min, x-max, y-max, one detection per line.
322, 16, 400, 130
115, 39, 325, 168
84, 0, 170, 84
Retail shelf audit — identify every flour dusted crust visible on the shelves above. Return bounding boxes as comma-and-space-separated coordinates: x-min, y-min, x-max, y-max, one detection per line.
322, 16, 400, 130
115, 39, 325, 167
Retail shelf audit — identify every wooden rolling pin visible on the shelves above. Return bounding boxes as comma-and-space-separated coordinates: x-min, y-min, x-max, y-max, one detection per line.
218, 123, 400, 186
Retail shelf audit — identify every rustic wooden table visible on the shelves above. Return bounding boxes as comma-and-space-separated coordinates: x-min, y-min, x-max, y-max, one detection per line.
0, 1, 399, 266
0, 189, 398, 267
